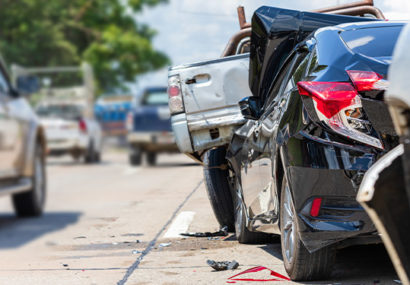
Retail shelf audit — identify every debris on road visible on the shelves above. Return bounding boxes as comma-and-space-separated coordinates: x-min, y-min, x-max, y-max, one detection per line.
207, 260, 239, 271
226, 266, 290, 283
159, 242, 171, 247
181, 226, 228, 238
73, 236, 87, 239
132, 250, 142, 254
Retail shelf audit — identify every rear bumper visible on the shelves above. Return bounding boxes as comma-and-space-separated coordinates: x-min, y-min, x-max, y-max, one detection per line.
46, 137, 88, 154
171, 111, 245, 154
127, 131, 178, 152
284, 134, 382, 252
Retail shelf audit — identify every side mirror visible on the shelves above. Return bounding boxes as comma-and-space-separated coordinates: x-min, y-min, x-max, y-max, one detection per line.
238, 96, 261, 120
16, 75, 40, 96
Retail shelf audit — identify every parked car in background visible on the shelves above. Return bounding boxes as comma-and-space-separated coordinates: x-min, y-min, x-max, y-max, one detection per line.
357, 23, 410, 285
12, 63, 103, 164
36, 99, 103, 163
0, 57, 47, 217
127, 87, 178, 166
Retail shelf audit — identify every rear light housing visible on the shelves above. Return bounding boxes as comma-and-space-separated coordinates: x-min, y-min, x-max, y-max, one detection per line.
126, 111, 133, 131
168, 75, 184, 115
78, 119, 87, 133
297, 70, 385, 149
310, 198, 322, 217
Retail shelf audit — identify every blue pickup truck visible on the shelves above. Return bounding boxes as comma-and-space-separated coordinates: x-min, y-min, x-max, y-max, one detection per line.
126, 87, 179, 166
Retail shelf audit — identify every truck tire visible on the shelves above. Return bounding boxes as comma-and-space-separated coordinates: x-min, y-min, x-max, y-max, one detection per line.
233, 176, 273, 243
12, 144, 46, 217
146, 152, 157, 166
203, 147, 235, 232
280, 175, 335, 281
129, 146, 142, 166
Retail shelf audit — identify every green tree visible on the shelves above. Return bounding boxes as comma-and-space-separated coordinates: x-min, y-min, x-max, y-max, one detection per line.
0, 0, 169, 92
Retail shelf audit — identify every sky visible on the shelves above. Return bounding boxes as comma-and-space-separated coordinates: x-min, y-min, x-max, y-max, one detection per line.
131, 0, 410, 91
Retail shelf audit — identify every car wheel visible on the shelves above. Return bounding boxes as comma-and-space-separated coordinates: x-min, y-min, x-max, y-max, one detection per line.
203, 147, 235, 232
84, 141, 95, 164
12, 144, 46, 217
233, 174, 273, 244
146, 152, 157, 166
129, 146, 142, 166
280, 175, 335, 281
94, 152, 101, 163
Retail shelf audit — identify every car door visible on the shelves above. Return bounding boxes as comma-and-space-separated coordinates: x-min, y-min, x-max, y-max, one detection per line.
0, 67, 22, 178
240, 54, 306, 230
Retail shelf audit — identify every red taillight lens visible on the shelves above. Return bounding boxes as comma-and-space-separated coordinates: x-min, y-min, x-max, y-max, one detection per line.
346, 70, 383, 91
297, 82, 357, 118
168, 75, 184, 114
79, 119, 87, 133
297, 77, 383, 149
168, 86, 180, 97
310, 198, 322, 217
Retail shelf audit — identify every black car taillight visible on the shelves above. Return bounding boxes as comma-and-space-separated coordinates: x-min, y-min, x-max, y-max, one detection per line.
297, 70, 385, 149
168, 75, 184, 115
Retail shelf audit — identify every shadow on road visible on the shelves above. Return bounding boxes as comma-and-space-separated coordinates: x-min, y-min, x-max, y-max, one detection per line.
149, 162, 200, 168
0, 212, 82, 248
260, 242, 396, 284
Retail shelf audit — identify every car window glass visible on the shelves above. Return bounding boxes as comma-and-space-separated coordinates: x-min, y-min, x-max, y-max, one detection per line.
142, 90, 168, 106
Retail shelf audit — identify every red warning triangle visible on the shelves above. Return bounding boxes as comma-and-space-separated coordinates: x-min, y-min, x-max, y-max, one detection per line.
227, 266, 290, 283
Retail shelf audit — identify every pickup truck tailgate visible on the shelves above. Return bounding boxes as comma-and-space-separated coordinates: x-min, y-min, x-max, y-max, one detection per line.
169, 53, 252, 154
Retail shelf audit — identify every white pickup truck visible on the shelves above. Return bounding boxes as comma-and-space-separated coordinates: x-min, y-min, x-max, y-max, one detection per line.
167, 22, 252, 230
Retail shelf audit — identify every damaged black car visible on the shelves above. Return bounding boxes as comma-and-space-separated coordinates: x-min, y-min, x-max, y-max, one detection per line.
226, 6, 404, 281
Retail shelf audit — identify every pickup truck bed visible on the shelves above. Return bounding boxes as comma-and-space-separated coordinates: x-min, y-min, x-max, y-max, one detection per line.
169, 53, 252, 157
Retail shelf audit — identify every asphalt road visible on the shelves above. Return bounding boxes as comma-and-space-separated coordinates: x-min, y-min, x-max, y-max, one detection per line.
0, 150, 400, 284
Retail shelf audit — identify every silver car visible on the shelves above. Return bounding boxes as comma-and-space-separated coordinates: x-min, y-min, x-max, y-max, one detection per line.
0, 59, 47, 217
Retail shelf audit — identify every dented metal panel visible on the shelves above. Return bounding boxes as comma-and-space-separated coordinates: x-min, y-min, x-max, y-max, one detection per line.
169, 53, 252, 153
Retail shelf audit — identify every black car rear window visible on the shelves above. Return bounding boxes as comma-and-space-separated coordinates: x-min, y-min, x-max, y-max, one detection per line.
340, 25, 403, 58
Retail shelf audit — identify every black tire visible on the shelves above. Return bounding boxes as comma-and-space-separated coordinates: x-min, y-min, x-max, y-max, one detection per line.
280, 175, 335, 281
84, 141, 95, 164
129, 146, 142, 166
146, 152, 157, 166
203, 148, 235, 232
94, 152, 101, 163
12, 144, 46, 217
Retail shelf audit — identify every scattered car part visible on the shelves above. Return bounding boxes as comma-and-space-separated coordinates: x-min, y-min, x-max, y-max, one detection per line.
227, 266, 290, 282
207, 260, 239, 271
180, 226, 228, 238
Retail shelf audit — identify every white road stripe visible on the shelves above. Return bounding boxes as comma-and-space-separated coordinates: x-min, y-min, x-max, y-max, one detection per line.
123, 167, 141, 176
163, 211, 196, 238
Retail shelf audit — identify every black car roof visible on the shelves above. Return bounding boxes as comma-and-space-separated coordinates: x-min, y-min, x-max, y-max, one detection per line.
249, 6, 379, 99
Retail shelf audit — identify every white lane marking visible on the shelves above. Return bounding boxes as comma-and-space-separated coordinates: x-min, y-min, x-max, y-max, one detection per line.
123, 167, 141, 176
163, 211, 196, 238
